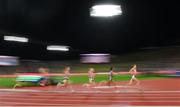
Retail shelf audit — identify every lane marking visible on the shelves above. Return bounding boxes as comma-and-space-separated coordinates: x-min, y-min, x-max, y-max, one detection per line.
0, 102, 81, 106
1, 95, 180, 102
1, 95, 180, 99
2, 89, 180, 94
93, 85, 133, 88
0, 99, 180, 103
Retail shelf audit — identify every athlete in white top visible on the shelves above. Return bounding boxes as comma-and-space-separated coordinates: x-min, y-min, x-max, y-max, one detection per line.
88, 68, 96, 84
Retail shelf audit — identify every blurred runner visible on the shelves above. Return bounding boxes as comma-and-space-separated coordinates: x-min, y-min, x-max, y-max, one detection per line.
107, 66, 115, 86
88, 68, 96, 84
38, 67, 49, 86
128, 64, 140, 85
57, 66, 73, 91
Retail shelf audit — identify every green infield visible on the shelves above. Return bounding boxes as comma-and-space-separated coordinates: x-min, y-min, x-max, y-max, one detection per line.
0, 74, 167, 88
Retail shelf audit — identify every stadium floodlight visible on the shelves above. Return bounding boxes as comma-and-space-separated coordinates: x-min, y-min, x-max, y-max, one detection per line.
0, 55, 19, 66
4, 36, 28, 43
80, 53, 110, 63
81, 53, 110, 56
47, 45, 69, 51
90, 4, 122, 17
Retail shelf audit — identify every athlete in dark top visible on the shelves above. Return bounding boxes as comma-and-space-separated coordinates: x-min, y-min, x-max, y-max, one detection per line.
108, 67, 114, 86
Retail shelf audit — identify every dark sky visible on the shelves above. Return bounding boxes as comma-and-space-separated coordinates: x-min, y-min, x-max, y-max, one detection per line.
0, 0, 179, 60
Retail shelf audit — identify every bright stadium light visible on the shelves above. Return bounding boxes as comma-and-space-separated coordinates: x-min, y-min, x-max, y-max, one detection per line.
4, 36, 28, 43
90, 4, 122, 17
0, 55, 19, 66
80, 53, 110, 63
47, 45, 69, 51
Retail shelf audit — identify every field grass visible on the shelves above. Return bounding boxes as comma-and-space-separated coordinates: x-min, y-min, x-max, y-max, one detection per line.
68, 74, 167, 84
0, 78, 16, 87
0, 74, 167, 88
0, 78, 40, 88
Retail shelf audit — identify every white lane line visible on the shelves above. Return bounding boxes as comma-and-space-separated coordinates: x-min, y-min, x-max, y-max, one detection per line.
1, 95, 180, 99
1, 94, 180, 99
93, 85, 133, 88
1, 89, 180, 94
0, 92, 180, 96
0, 99, 180, 103
0, 104, 178, 107
0, 89, 42, 92
2, 91, 180, 94
0, 102, 80, 106
1, 96, 180, 101
1, 93, 180, 98
0, 96, 180, 101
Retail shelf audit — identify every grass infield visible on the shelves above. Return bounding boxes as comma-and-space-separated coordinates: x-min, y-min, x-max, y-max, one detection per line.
0, 74, 167, 88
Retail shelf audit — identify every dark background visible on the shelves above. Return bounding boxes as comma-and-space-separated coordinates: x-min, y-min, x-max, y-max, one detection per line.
0, 0, 179, 60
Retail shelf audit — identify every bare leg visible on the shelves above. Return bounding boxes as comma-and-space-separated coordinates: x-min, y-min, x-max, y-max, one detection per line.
107, 81, 110, 86
13, 81, 23, 89
56, 82, 63, 87
13, 83, 21, 89
64, 80, 74, 92
128, 78, 133, 85
68, 84, 74, 92
133, 77, 140, 85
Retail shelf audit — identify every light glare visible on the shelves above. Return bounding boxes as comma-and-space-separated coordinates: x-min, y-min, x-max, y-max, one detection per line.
80, 53, 110, 63
0, 55, 19, 66
90, 4, 122, 17
4, 36, 28, 43
47, 45, 69, 51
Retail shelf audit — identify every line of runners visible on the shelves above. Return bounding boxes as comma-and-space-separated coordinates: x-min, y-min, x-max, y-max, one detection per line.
57, 65, 140, 88
13, 65, 140, 88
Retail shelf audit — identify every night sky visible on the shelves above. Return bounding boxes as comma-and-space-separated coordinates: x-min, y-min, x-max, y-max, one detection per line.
0, 0, 179, 60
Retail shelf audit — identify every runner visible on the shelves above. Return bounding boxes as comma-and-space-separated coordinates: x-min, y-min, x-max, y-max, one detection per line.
57, 66, 73, 92
57, 66, 70, 86
13, 67, 49, 89
107, 66, 115, 86
38, 67, 49, 86
88, 68, 96, 84
64, 66, 70, 80
128, 64, 140, 85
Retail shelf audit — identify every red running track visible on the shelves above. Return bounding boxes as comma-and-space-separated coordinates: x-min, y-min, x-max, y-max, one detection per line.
0, 90, 180, 106
0, 78, 180, 106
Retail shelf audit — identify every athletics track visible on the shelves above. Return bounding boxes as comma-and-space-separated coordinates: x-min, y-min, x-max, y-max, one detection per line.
0, 78, 180, 106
